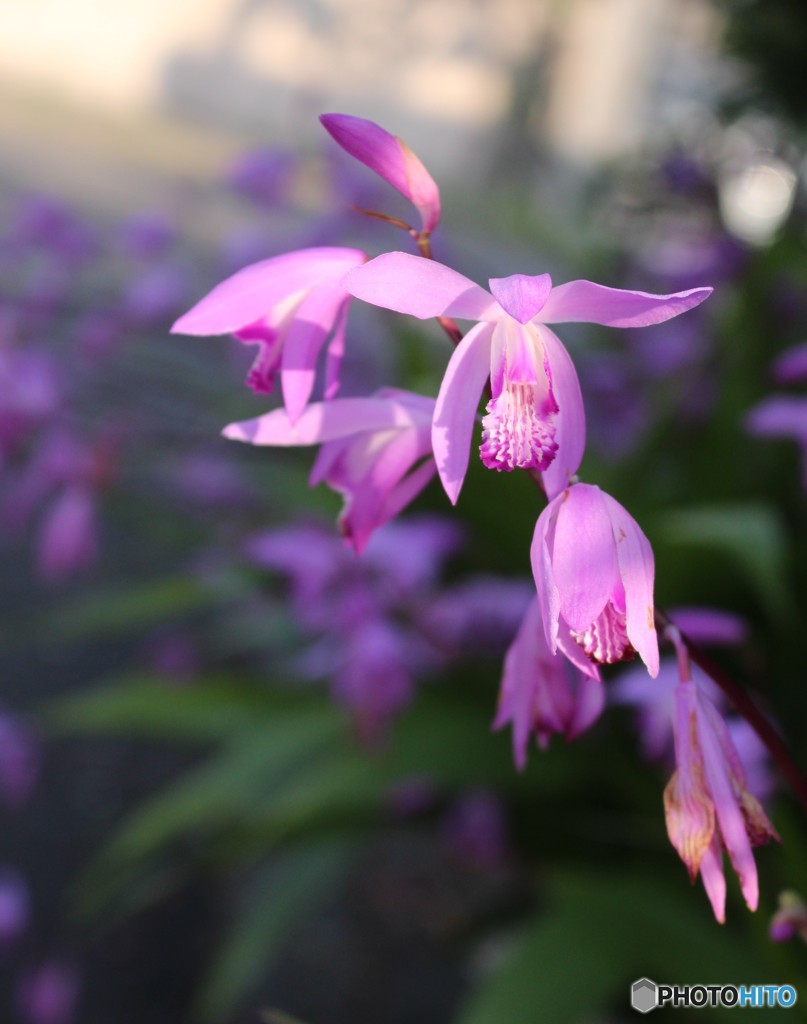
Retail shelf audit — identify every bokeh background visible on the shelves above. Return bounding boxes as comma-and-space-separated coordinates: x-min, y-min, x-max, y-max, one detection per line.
3, 1, 807, 1021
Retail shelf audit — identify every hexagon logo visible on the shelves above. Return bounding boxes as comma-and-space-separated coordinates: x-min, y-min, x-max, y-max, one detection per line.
631, 978, 658, 1014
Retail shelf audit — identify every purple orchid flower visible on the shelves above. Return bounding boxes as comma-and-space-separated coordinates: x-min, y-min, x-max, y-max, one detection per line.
172, 247, 366, 422
664, 680, 779, 922
494, 598, 603, 770
224, 389, 436, 553
344, 253, 711, 502
36, 485, 99, 582
320, 114, 440, 234
531, 483, 659, 675
746, 396, 807, 487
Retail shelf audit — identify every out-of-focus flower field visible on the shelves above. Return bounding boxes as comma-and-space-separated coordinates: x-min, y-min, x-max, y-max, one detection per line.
4, 2, 807, 1021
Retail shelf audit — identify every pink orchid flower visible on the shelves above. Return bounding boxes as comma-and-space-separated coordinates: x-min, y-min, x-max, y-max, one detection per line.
664, 680, 779, 922
172, 247, 366, 423
344, 253, 711, 502
320, 114, 440, 234
223, 389, 436, 553
494, 597, 603, 770
531, 482, 659, 675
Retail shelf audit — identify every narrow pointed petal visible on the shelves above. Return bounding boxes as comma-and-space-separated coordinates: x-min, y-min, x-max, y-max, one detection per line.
567, 674, 604, 741
320, 113, 441, 232
540, 327, 586, 500
493, 598, 545, 771
343, 252, 498, 321
699, 840, 727, 923
377, 456, 437, 527
324, 299, 350, 400
552, 484, 616, 633
172, 247, 364, 335
600, 492, 659, 677
531, 498, 562, 653
696, 707, 759, 912
280, 285, 353, 422
223, 395, 430, 446
431, 322, 494, 504
488, 274, 552, 324
539, 279, 712, 328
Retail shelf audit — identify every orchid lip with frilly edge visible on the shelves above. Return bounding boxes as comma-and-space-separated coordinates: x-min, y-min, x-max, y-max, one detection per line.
343, 253, 712, 503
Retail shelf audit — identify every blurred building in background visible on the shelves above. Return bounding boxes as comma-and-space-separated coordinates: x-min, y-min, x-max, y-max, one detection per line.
0, 0, 723, 202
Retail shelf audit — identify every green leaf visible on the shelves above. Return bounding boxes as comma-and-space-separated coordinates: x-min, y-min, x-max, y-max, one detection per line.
458, 868, 804, 1024
662, 502, 793, 621
196, 838, 355, 1024
48, 675, 311, 742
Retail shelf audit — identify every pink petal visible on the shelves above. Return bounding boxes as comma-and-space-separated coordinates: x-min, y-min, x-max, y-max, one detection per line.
343, 252, 498, 321
539, 280, 712, 328
337, 427, 431, 554
539, 327, 586, 501
696, 701, 759, 912
171, 247, 364, 335
280, 285, 352, 423
699, 839, 727, 923
324, 299, 350, 400
488, 274, 552, 324
431, 322, 494, 504
552, 484, 616, 634
531, 497, 562, 653
377, 456, 437, 526
567, 675, 605, 741
600, 491, 659, 677
320, 113, 441, 233
222, 395, 431, 446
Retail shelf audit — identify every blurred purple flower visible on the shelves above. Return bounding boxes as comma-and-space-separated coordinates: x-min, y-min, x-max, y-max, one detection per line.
37, 486, 99, 582
123, 264, 192, 327
770, 892, 807, 944
226, 147, 296, 207
332, 618, 414, 745
0, 711, 39, 807
669, 606, 748, 647
17, 962, 79, 1024
494, 598, 602, 769
440, 790, 510, 869
423, 576, 533, 656
0, 868, 29, 948
746, 396, 807, 486
118, 210, 176, 259
772, 342, 807, 386
0, 350, 60, 457
172, 452, 254, 508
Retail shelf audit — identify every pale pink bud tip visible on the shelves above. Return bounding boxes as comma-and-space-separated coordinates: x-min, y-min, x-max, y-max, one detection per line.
320, 113, 441, 233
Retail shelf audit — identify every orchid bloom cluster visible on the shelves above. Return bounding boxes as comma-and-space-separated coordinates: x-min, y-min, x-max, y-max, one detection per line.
173, 113, 780, 921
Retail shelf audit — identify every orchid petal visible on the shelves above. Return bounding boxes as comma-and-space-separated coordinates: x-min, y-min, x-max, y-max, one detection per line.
539, 280, 712, 328
377, 455, 437, 527
552, 484, 616, 633
324, 299, 350, 400
171, 247, 364, 335
343, 252, 498, 321
223, 395, 430, 446
567, 675, 605, 741
488, 273, 552, 324
600, 491, 659, 677
531, 497, 562, 653
320, 113, 441, 233
696, 699, 759, 911
540, 327, 586, 500
336, 427, 431, 554
699, 840, 727, 924
281, 285, 350, 422
431, 322, 494, 504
